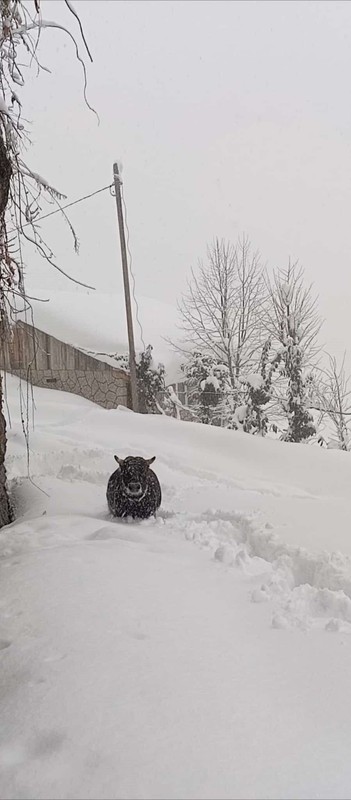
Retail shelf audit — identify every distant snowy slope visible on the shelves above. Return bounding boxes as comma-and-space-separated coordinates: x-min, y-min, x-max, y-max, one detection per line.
18, 290, 182, 381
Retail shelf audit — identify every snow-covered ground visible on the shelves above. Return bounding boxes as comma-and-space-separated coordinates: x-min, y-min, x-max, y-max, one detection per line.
2, 374, 351, 799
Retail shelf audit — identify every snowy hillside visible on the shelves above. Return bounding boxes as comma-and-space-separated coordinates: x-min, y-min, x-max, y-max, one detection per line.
18, 289, 182, 381
2, 375, 351, 798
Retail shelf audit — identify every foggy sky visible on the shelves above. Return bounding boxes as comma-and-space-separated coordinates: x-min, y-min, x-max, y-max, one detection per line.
22, 0, 351, 361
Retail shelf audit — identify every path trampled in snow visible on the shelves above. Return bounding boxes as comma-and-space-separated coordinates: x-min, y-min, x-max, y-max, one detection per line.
2, 377, 351, 799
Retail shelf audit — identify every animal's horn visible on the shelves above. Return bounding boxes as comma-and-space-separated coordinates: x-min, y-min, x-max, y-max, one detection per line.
114, 456, 124, 465
146, 456, 156, 465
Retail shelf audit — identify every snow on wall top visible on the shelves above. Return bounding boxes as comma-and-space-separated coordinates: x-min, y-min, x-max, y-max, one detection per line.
17, 289, 183, 381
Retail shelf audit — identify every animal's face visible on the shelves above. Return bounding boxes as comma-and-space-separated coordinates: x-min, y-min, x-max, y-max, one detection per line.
115, 455, 156, 499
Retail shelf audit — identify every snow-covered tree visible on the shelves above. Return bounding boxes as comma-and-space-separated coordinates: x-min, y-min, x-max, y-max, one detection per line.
135, 345, 166, 414
264, 262, 321, 442
315, 355, 351, 451
182, 351, 232, 425
114, 345, 168, 415
181, 342, 276, 435
177, 250, 322, 443
0, 0, 95, 528
238, 339, 275, 435
178, 236, 265, 391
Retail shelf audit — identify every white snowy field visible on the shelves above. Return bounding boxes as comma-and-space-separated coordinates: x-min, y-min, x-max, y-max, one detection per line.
2, 376, 351, 799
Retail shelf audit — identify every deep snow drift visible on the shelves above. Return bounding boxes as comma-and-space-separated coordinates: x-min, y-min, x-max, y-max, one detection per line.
1, 375, 351, 799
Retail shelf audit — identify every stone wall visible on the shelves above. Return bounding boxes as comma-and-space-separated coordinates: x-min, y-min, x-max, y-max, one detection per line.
0, 322, 131, 410
9, 368, 129, 410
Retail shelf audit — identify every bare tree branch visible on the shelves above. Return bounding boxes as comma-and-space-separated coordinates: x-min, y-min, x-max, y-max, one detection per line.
177, 236, 265, 387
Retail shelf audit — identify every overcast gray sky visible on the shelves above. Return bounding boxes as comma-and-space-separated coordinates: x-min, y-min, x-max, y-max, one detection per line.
22, 0, 351, 359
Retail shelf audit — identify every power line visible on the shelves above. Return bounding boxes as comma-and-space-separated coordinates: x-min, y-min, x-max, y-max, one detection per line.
11, 182, 113, 231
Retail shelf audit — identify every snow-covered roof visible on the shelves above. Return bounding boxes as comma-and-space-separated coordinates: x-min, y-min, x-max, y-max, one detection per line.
17, 289, 183, 382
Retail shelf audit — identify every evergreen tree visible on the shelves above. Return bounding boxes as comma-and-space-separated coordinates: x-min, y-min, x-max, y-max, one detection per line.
239, 339, 274, 435
116, 345, 167, 414
136, 345, 166, 414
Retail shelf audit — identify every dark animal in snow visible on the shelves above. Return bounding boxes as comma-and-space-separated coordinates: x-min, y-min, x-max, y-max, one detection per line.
106, 455, 162, 520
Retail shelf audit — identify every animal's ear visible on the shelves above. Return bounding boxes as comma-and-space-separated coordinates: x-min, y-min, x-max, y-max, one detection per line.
114, 456, 124, 466
146, 456, 156, 465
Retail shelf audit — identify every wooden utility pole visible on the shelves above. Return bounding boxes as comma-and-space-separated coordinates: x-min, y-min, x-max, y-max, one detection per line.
113, 162, 138, 412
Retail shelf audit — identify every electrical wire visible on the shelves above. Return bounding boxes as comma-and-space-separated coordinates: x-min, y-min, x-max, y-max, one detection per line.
8, 177, 147, 351
121, 183, 146, 352
9, 182, 113, 232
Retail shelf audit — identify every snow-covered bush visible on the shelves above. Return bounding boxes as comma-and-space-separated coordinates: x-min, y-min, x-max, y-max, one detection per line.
135, 345, 166, 414
182, 342, 275, 434
182, 352, 232, 425
115, 345, 167, 414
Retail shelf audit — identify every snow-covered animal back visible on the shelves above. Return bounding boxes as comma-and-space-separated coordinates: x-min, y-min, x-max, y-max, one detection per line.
107, 455, 162, 519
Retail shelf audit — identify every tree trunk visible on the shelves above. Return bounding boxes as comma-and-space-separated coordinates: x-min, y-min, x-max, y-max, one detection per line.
0, 131, 14, 528
0, 375, 12, 528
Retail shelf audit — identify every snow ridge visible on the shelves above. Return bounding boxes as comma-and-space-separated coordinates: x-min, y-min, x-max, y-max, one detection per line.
161, 509, 351, 632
